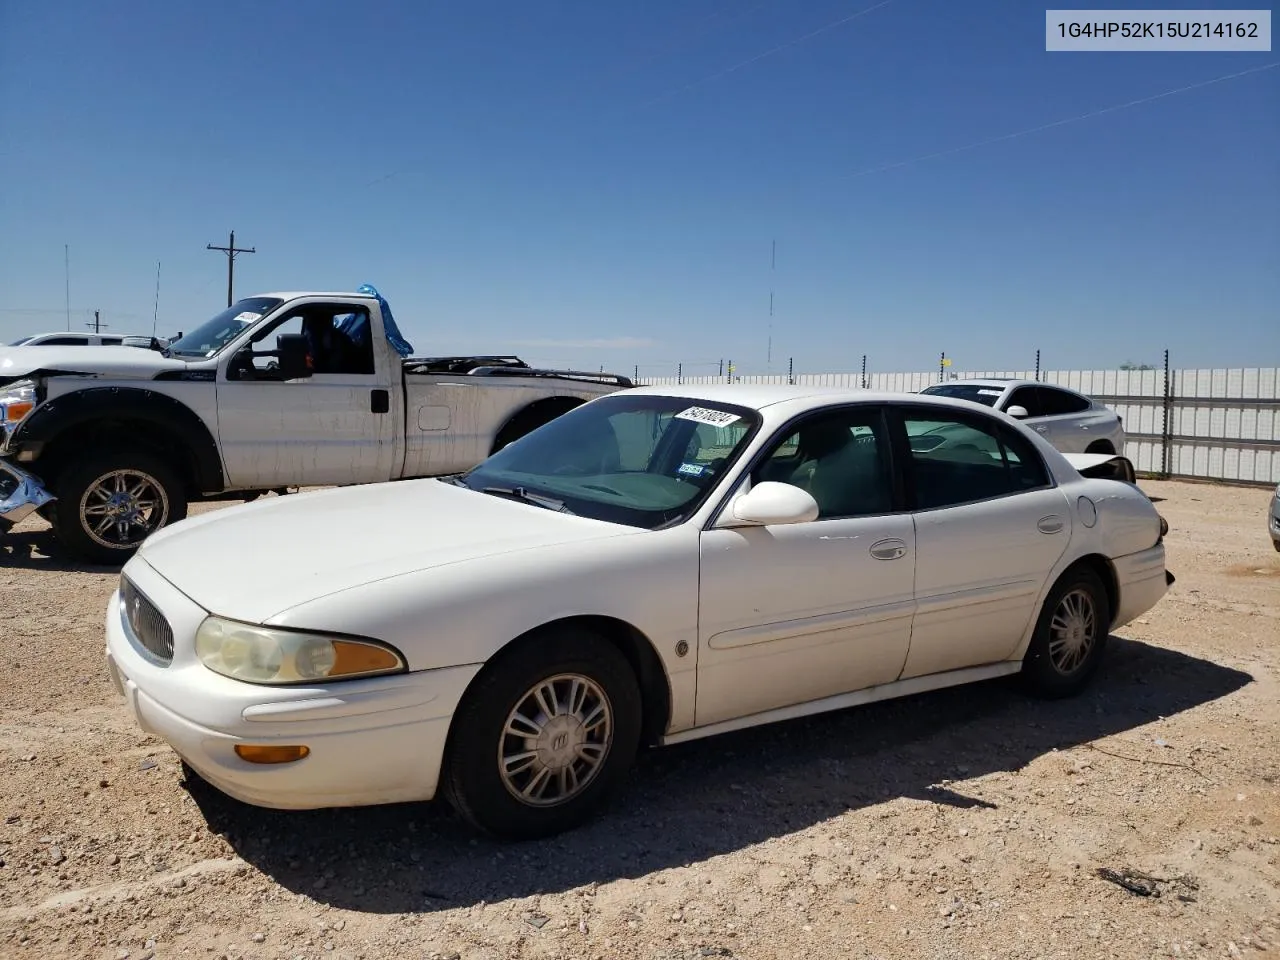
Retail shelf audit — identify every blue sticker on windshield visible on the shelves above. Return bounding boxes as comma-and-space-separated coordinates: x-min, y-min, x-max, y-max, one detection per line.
677, 462, 705, 477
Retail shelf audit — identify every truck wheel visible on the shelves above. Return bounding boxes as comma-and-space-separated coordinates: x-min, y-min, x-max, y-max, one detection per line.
491, 399, 583, 454
50, 449, 187, 565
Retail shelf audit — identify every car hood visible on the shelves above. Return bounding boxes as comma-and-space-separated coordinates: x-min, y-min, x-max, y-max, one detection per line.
0, 346, 188, 386
136, 479, 638, 623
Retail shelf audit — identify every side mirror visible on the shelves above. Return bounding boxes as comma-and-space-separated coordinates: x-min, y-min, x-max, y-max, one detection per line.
724, 481, 819, 527
276, 333, 313, 380
1006, 405, 1029, 419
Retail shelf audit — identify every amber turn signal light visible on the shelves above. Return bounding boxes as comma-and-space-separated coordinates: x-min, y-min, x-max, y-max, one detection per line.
234, 744, 311, 765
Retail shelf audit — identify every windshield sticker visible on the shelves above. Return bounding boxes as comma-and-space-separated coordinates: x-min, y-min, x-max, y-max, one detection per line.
977, 389, 1003, 396
234, 312, 263, 325
677, 462, 705, 477
674, 406, 741, 427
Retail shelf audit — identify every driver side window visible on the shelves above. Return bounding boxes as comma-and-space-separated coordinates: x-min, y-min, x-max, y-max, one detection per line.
236, 304, 376, 379
751, 408, 894, 519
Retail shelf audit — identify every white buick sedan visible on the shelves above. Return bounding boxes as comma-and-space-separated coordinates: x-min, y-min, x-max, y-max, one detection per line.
105, 386, 1174, 839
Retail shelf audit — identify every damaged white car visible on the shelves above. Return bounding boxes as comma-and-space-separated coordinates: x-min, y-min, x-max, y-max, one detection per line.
105, 385, 1173, 839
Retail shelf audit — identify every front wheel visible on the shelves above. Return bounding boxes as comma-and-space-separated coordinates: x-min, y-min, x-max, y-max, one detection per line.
1020, 566, 1110, 699
50, 449, 187, 564
440, 628, 642, 840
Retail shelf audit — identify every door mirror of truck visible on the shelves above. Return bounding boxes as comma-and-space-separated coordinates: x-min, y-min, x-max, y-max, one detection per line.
276, 333, 313, 380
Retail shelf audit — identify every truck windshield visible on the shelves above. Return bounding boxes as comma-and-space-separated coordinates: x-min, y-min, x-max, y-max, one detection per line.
166, 297, 284, 358
455, 393, 762, 530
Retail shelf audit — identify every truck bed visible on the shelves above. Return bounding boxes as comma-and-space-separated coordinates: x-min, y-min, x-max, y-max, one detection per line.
402, 354, 633, 387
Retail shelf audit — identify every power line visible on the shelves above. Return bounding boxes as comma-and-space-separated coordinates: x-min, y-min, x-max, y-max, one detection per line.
638, 0, 902, 109
839, 60, 1280, 180
206, 230, 256, 307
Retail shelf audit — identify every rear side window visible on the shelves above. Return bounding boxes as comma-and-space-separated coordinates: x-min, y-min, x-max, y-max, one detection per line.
900, 410, 1051, 510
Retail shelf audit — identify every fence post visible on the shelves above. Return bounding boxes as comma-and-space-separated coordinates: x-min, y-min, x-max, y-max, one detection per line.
1161, 349, 1173, 479
861, 354, 867, 389
677, 362, 682, 385
633, 364, 638, 383
939, 352, 946, 381
1035, 350, 1041, 382
787, 357, 794, 385
727, 361, 733, 384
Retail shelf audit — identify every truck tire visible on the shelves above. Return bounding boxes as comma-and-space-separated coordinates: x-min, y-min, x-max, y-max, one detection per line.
491, 399, 584, 454
50, 448, 188, 565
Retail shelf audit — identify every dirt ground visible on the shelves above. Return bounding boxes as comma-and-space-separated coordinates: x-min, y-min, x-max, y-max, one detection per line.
1, 479, 1278, 960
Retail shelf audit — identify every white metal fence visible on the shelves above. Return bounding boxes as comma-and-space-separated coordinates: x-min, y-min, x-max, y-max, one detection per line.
636, 367, 1280, 486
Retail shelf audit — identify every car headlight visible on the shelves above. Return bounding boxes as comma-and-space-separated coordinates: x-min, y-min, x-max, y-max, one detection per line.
194, 616, 407, 685
0, 380, 36, 425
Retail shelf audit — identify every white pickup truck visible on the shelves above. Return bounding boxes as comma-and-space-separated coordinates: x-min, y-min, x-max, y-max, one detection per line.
0, 289, 630, 562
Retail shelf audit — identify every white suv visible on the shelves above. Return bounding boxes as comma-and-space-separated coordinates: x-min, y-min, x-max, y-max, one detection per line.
920, 378, 1126, 455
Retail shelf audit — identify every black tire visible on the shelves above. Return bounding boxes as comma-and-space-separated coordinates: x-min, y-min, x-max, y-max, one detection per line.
1085, 440, 1116, 455
490, 400, 582, 454
1020, 565, 1110, 699
49, 448, 188, 565
441, 627, 642, 840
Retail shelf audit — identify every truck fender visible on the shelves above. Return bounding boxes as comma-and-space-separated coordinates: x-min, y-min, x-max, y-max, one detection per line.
11, 387, 225, 493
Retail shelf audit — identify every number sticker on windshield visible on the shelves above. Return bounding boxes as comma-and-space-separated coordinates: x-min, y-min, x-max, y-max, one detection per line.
677, 462, 705, 477
977, 388, 1002, 397
234, 312, 263, 324
674, 406, 740, 427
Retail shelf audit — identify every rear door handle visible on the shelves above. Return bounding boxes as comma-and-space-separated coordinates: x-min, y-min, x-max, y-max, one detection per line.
1037, 515, 1065, 534
870, 538, 908, 561
371, 389, 390, 414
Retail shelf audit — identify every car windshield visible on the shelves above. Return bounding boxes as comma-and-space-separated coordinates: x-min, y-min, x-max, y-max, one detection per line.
165, 297, 284, 358
8, 337, 31, 346
919, 383, 1005, 407
455, 393, 762, 529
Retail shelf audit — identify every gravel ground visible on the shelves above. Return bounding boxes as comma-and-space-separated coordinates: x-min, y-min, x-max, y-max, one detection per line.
1, 479, 1278, 960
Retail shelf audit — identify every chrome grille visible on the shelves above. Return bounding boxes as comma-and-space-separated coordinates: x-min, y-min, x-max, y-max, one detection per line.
120, 577, 174, 665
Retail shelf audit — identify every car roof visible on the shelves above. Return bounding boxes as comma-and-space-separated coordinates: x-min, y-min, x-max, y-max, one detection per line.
623, 382, 1015, 415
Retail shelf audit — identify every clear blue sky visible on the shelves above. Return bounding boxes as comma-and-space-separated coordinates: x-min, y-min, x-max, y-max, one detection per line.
1, 1, 1276, 378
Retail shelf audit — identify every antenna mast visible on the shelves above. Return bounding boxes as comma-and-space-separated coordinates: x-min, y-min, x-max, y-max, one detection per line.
767, 239, 775, 373
152, 261, 161, 336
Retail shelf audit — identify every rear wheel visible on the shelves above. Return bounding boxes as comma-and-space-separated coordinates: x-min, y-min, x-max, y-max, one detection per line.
1085, 440, 1116, 454
1020, 566, 1110, 699
50, 448, 187, 564
441, 627, 642, 840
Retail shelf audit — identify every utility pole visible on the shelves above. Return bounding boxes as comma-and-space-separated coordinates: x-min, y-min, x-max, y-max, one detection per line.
87, 310, 107, 334
206, 230, 256, 307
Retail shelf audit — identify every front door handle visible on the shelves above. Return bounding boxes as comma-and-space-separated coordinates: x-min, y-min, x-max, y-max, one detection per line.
371, 389, 390, 414
870, 538, 908, 561
1037, 515, 1065, 534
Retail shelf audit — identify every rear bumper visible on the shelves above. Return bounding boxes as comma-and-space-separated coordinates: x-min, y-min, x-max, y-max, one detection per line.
1111, 543, 1171, 630
0, 457, 54, 526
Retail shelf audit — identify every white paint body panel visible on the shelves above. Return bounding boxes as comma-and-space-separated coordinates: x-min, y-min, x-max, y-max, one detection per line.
107, 384, 1172, 812
921, 379, 1127, 455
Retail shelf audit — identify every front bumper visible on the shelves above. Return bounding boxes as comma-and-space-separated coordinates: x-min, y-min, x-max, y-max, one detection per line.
0, 457, 54, 527
105, 557, 483, 810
